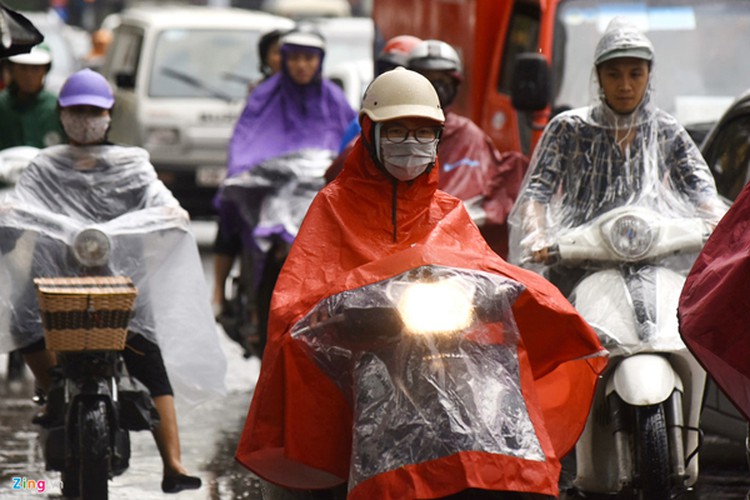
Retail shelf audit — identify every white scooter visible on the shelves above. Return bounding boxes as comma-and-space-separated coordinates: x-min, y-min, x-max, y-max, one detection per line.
546, 205, 709, 499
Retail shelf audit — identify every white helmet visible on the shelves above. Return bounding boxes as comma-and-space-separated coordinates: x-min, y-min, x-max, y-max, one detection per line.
360, 67, 444, 124
8, 43, 52, 66
280, 25, 326, 51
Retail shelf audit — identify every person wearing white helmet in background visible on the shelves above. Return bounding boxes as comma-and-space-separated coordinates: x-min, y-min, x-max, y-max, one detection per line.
0, 42, 65, 383
406, 39, 530, 260
3, 68, 228, 494
0, 43, 64, 149
507, 17, 727, 294
235, 67, 605, 499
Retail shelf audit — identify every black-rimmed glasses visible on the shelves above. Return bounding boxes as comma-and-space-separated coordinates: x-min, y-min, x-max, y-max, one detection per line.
382, 125, 441, 144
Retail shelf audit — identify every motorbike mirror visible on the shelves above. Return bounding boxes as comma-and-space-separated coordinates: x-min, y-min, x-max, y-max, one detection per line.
115, 71, 136, 89
342, 306, 403, 348
511, 53, 551, 112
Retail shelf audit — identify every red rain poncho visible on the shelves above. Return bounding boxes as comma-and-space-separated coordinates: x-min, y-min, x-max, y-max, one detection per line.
325, 111, 528, 259
437, 112, 529, 259
679, 180, 750, 421
235, 127, 606, 498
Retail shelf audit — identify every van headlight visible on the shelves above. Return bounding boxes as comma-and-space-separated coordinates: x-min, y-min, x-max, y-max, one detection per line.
397, 279, 474, 335
145, 127, 179, 147
73, 227, 112, 267
605, 213, 655, 260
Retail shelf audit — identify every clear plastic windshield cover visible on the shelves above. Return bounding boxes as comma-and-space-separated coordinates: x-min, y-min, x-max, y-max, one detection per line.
220, 148, 335, 252
291, 265, 545, 489
0, 145, 226, 405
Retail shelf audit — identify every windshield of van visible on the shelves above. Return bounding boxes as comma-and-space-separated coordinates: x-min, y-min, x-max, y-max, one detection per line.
554, 1, 750, 127
318, 20, 374, 69
149, 29, 262, 100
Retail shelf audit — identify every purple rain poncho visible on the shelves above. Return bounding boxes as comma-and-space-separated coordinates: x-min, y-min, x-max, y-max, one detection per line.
225, 47, 356, 178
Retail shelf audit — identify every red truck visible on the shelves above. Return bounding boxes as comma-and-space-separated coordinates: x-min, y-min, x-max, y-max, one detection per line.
373, 0, 750, 157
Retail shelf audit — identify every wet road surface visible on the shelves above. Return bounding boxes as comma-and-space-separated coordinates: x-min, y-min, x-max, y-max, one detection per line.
0, 334, 265, 500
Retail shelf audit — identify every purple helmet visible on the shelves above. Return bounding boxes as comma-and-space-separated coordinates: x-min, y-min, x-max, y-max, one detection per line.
58, 69, 115, 109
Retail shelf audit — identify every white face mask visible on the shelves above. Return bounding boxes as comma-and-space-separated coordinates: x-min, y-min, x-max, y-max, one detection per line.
60, 108, 111, 146
379, 138, 438, 181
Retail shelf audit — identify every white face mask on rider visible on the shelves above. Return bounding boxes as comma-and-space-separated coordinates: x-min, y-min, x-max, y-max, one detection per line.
379, 137, 438, 181
60, 108, 111, 146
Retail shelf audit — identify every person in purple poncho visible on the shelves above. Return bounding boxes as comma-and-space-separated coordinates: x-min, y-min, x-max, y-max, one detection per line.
212, 25, 356, 354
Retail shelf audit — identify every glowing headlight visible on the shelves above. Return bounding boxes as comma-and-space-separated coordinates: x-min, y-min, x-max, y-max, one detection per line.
397, 279, 474, 335
606, 214, 654, 260
73, 228, 112, 267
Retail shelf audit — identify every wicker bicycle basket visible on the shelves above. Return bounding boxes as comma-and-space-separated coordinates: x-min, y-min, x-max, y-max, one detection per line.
34, 276, 138, 352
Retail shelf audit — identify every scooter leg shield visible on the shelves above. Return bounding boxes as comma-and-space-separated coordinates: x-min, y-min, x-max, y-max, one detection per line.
606, 354, 682, 405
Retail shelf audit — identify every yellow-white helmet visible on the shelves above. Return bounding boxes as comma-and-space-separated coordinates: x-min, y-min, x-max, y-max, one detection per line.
360, 67, 444, 125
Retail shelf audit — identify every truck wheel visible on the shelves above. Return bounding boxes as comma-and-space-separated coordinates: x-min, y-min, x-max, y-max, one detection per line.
78, 399, 111, 500
634, 404, 670, 500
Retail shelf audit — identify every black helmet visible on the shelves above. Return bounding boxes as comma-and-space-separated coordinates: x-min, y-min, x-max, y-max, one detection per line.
258, 29, 287, 76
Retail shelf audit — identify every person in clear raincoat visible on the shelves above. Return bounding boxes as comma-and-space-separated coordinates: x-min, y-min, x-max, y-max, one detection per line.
508, 17, 727, 292
0, 69, 226, 494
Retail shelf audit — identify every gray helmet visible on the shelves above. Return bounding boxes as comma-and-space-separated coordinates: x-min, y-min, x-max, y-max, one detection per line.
360, 67, 444, 124
407, 39, 463, 80
594, 17, 654, 66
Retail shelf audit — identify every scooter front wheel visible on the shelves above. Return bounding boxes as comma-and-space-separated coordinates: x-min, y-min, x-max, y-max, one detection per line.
78, 399, 111, 499
634, 404, 670, 499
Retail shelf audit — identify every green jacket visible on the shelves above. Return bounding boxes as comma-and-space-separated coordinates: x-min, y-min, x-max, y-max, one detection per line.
0, 86, 65, 149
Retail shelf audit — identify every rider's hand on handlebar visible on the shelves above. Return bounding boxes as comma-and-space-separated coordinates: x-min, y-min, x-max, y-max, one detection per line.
531, 247, 550, 263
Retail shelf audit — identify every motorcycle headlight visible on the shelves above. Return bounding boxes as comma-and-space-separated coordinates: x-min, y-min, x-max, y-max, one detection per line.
73, 227, 112, 267
606, 213, 655, 260
397, 279, 474, 335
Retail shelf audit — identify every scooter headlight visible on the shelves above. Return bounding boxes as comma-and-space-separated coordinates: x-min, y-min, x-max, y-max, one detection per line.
73, 227, 112, 267
397, 279, 474, 335
606, 213, 655, 260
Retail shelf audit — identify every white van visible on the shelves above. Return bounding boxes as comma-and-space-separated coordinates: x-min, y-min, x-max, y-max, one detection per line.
100, 6, 294, 218
313, 16, 374, 108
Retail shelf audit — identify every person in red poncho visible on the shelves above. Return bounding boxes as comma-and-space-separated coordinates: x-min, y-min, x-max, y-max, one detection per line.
406, 39, 529, 260
235, 67, 607, 499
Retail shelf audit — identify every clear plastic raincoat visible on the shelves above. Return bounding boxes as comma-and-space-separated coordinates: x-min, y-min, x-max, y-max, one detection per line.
220, 148, 335, 254
0, 144, 226, 405
510, 20, 726, 355
509, 21, 726, 272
